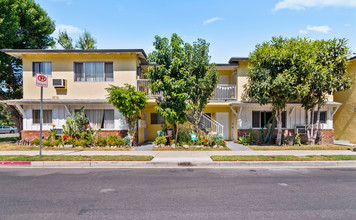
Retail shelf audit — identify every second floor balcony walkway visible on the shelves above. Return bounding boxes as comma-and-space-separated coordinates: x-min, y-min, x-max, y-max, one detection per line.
137, 79, 236, 100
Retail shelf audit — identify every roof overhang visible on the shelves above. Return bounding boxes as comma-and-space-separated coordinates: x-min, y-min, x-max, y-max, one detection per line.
1, 99, 110, 105
228, 57, 249, 64
1, 49, 148, 64
215, 63, 239, 70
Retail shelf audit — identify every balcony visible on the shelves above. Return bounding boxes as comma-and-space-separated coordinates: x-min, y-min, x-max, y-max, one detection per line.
137, 80, 236, 100
211, 84, 236, 100
137, 79, 162, 97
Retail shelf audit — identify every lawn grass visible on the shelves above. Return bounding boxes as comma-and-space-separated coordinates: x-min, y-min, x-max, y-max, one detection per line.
249, 145, 351, 151
0, 136, 19, 142
152, 146, 231, 151
211, 155, 356, 161
0, 155, 153, 161
0, 143, 131, 151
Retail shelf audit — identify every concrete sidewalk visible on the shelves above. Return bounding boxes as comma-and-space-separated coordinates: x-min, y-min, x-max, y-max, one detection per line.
0, 150, 354, 163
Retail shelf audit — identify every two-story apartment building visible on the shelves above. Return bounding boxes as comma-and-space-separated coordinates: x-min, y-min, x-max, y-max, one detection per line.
2, 49, 339, 144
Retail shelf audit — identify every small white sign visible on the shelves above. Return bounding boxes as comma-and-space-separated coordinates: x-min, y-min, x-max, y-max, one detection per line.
36, 74, 48, 88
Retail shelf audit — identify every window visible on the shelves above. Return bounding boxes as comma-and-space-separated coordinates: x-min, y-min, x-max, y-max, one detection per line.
33, 110, 52, 124
151, 113, 165, 124
312, 111, 327, 123
32, 62, 52, 76
74, 62, 113, 82
75, 109, 114, 129
252, 111, 286, 128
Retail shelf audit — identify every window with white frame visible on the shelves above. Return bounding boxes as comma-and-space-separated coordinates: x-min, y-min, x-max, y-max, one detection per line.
75, 109, 114, 129
32, 110, 52, 124
32, 62, 52, 76
74, 62, 113, 82
252, 111, 286, 128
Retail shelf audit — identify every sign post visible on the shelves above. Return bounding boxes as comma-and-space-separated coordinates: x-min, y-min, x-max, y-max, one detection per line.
36, 74, 48, 156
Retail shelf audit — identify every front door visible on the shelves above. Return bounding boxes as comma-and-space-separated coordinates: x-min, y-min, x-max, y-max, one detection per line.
216, 112, 229, 140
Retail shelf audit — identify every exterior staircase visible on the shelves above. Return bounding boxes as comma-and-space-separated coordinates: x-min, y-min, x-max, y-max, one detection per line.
187, 112, 224, 135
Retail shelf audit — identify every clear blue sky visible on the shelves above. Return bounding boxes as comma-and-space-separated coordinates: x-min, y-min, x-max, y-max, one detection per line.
35, 0, 356, 63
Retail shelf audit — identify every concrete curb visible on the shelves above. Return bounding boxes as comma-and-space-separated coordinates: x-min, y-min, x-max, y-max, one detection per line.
1, 160, 356, 168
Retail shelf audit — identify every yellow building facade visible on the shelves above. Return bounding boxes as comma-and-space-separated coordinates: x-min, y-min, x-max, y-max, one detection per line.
333, 58, 356, 144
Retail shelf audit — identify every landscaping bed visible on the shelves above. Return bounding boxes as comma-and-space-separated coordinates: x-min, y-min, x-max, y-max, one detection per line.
0, 143, 132, 151
249, 145, 351, 151
153, 146, 230, 151
0, 155, 153, 161
211, 155, 356, 161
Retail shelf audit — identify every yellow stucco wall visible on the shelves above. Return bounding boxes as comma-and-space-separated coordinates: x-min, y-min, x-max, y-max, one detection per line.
22, 53, 138, 100
334, 60, 356, 143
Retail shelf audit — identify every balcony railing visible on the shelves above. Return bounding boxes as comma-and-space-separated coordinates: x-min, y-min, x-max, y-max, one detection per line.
137, 79, 162, 97
211, 84, 236, 100
138, 80, 236, 100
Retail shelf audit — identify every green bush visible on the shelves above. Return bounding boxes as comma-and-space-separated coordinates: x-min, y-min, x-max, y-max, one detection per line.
246, 129, 256, 145
154, 136, 167, 145
121, 136, 130, 146
178, 129, 192, 145
208, 133, 224, 146
237, 136, 249, 145
96, 135, 108, 147
31, 138, 40, 146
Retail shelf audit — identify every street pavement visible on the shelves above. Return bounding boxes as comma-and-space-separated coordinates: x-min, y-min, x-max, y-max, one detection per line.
0, 168, 356, 219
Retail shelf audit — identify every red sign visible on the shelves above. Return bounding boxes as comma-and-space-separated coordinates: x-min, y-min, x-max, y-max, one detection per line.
36, 74, 48, 88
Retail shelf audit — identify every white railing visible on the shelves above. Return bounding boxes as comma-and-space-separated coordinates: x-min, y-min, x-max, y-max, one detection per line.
137, 79, 162, 97
211, 84, 236, 100
199, 112, 224, 136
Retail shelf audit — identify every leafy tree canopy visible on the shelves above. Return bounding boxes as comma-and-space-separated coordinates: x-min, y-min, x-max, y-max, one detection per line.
106, 84, 147, 146
0, 0, 55, 135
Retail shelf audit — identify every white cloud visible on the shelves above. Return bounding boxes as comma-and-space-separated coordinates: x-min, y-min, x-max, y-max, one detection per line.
299, 30, 307, 34
203, 17, 222, 25
345, 24, 351, 27
54, 24, 82, 35
274, 0, 356, 11
306, 25, 331, 33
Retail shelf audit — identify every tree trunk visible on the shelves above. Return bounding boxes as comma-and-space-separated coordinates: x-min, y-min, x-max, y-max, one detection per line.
275, 108, 283, 146
315, 103, 322, 144
6, 105, 23, 139
306, 109, 311, 142
194, 110, 203, 135
175, 122, 179, 143
310, 108, 316, 145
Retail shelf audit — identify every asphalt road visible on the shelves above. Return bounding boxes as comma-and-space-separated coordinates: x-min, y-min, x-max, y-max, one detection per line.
0, 168, 356, 220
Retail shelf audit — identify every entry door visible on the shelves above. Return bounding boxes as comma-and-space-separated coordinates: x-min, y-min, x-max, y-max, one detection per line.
216, 112, 229, 140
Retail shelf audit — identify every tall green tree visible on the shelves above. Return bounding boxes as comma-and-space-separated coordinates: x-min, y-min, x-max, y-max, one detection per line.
147, 34, 192, 142
246, 37, 310, 145
300, 38, 353, 144
0, 0, 55, 136
75, 31, 97, 50
0, 103, 13, 125
56, 30, 74, 50
185, 39, 218, 134
106, 84, 147, 146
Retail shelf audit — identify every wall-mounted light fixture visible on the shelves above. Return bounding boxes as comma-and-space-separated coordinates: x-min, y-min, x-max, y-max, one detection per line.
233, 70, 237, 75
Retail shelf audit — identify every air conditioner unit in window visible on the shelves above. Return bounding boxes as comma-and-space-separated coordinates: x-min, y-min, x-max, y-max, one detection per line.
52, 79, 66, 88
295, 125, 307, 134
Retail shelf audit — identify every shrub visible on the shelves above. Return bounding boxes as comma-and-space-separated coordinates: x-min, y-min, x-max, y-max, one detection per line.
154, 136, 167, 145
96, 135, 108, 147
121, 136, 130, 146
246, 129, 256, 145
31, 138, 40, 146
237, 136, 249, 145
178, 129, 192, 145
208, 133, 224, 146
